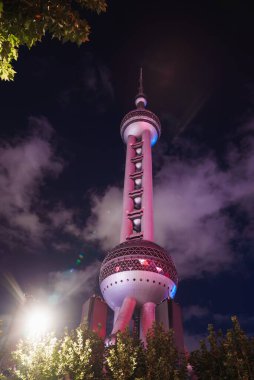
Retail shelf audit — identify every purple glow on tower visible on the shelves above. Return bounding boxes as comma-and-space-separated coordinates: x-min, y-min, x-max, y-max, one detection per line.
99, 69, 178, 343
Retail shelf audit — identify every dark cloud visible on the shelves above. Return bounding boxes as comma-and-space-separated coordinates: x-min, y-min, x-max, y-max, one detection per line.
58, 52, 114, 113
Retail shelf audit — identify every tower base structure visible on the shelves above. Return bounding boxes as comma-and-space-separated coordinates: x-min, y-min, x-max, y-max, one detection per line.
81, 295, 108, 339
82, 295, 184, 351
156, 299, 185, 353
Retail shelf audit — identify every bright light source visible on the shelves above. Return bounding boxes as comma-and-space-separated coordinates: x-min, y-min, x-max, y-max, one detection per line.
139, 258, 149, 266
133, 218, 141, 226
170, 285, 177, 299
135, 178, 142, 186
134, 196, 141, 204
23, 305, 53, 340
151, 135, 158, 146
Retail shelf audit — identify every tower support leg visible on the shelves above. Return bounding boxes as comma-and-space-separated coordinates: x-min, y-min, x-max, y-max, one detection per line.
111, 297, 136, 335
113, 307, 120, 325
140, 302, 156, 345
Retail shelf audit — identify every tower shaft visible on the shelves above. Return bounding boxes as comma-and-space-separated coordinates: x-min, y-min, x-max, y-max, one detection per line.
142, 129, 154, 241
120, 129, 154, 242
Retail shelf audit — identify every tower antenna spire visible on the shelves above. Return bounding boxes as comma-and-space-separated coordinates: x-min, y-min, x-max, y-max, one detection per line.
135, 67, 147, 108
138, 67, 144, 95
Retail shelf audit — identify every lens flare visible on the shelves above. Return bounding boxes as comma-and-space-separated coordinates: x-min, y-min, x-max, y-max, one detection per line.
3, 272, 25, 304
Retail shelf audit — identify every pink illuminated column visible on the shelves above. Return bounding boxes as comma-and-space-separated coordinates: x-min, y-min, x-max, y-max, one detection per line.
140, 302, 156, 344
113, 307, 120, 325
142, 129, 154, 241
120, 135, 136, 242
111, 297, 137, 334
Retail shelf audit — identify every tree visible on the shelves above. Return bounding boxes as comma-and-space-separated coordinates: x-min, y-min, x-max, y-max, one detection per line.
0, 0, 107, 80
12, 332, 60, 380
105, 330, 146, 380
2, 315, 254, 379
145, 324, 187, 380
0, 320, 17, 379
11, 324, 104, 380
57, 325, 104, 380
2, 323, 188, 379
190, 316, 254, 380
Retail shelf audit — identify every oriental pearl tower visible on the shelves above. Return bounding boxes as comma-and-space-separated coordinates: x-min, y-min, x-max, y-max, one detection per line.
99, 70, 178, 343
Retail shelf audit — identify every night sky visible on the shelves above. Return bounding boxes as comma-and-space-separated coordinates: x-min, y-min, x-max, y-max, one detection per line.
1, 0, 254, 350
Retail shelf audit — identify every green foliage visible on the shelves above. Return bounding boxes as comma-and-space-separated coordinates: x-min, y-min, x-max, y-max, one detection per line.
11, 324, 104, 380
3, 324, 187, 380
13, 332, 60, 380
190, 316, 254, 380
0, 0, 107, 80
57, 324, 104, 380
4, 317, 253, 380
105, 330, 146, 380
0, 320, 11, 373
145, 324, 187, 380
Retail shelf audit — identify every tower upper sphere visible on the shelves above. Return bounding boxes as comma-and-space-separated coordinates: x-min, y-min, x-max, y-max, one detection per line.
120, 69, 161, 146
100, 239, 178, 309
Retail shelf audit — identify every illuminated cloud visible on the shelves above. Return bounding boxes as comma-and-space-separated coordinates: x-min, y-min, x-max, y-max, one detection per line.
83, 186, 122, 249
48, 208, 75, 228
0, 116, 63, 243
153, 156, 234, 278
183, 305, 210, 321
49, 262, 100, 302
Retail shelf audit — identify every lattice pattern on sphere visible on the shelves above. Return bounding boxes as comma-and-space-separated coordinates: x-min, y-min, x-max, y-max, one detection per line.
102, 240, 171, 263
99, 240, 178, 285
120, 109, 161, 132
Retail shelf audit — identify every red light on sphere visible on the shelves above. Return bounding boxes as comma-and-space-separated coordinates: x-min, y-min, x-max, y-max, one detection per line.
139, 258, 149, 266
115, 266, 120, 272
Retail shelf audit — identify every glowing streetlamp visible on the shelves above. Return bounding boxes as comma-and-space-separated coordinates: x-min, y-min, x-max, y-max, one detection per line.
22, 305, 53, 341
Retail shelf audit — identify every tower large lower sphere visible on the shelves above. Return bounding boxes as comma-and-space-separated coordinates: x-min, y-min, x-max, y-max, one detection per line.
99, 70, 178, 343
